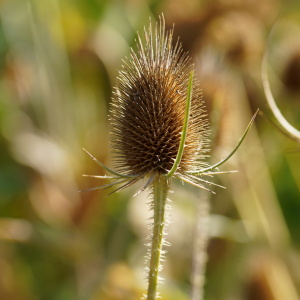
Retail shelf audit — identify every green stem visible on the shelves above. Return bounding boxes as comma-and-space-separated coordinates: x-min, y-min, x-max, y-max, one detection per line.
188, 109, 259, 174
166, 71, 193, 178
147, 174, 170, 300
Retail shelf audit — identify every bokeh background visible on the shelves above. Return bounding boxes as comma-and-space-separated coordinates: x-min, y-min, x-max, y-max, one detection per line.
0, 0, 300, 299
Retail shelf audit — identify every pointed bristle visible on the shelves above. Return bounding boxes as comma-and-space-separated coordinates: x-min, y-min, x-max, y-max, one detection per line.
109, 16, 210, 176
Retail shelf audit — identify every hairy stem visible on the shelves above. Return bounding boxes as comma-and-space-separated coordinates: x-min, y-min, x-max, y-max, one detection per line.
147, 174, 170, 300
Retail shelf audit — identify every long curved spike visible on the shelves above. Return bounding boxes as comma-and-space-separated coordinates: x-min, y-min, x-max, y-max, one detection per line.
187, 174, 226, 189
187, 170, 238, 176
83, 148, 137, 178
79, 178, 129, 193
133, 173, 156, 197
190, 109, 259, 174
175, 174, 215, 193
165, 71, 194, 178
105, 176, 142, 197
82, 174, 119, 179
201, 170, 238, 175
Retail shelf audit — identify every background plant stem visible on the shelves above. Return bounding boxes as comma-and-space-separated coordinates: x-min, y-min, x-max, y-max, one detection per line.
191, 192, 210, 300
147, 174, 170, 300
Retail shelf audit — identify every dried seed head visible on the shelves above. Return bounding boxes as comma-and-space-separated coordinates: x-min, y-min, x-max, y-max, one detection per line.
109, 16, 210, 177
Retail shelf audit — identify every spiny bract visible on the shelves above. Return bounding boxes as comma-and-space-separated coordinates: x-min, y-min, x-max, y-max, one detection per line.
109, 16, 210, 179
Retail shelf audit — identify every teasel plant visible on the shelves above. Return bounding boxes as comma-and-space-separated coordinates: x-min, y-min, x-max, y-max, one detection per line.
82, 15, 258, 300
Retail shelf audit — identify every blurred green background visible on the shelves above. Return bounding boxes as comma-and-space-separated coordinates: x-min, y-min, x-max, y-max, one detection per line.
0, 0, 300, 299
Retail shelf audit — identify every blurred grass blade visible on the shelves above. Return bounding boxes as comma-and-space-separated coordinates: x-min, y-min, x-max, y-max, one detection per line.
262, 53, 300, 143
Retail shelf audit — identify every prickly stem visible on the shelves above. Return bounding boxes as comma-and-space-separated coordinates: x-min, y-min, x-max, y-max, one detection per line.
147, 174, 170, 300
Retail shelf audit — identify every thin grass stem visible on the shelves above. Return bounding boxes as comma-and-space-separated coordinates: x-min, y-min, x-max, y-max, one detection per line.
191, 193, 210, 300
261, 53, 300, 143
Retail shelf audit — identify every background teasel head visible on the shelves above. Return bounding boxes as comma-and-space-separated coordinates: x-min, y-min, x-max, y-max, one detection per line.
109, 16, 211, 188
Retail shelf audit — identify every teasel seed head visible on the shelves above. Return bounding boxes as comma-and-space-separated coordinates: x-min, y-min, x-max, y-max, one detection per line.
109, 16, 210, 179
82, 15, 256, 195
82, 16, 257, 299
